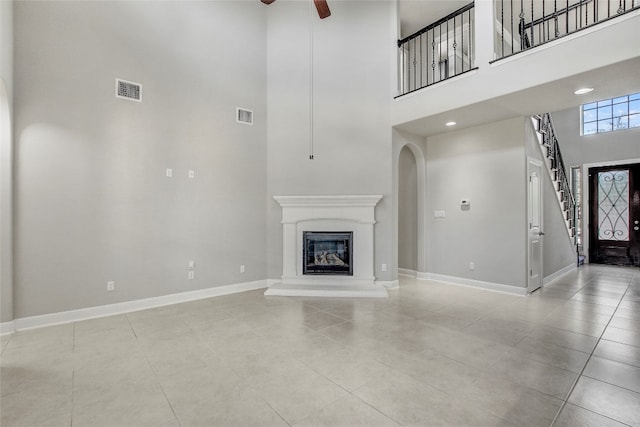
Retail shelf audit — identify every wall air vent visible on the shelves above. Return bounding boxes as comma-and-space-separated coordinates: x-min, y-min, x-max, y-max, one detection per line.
115, 79, 142, 102
236, 107, 253, 125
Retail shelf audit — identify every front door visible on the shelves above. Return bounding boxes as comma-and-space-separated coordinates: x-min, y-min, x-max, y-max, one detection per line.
528, 159, 543, 293
589, 163, 640, 266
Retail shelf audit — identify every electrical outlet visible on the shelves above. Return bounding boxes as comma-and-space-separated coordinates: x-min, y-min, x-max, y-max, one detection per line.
188, 170, 195, 179
381, 263, 387, 272
469, 262, 475, 271
240, 265, 245, 273
166, 168, 173, 178
188, 260, 195, 269
107, 281, 115, 291
188, 270, 195, 280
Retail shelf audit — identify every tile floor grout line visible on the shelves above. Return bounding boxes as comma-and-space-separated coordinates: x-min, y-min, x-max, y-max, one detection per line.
126, 313, 185, 427
277, 356, 360, 426
127, 313, 139, 339
349, 390, 405, 426
553, 396, 635, 427
523, 271, 619, 354
155, 379, 183, 427
285, 328, 410, 427
579, 369, 640, 395
549, 274, 634, 427
263, 400, 293, 427
0, 333, 11, 355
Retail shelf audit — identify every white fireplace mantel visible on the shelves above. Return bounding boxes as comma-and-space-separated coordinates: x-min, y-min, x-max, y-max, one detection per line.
266, 195, 388, 298
274, 194, 383, 208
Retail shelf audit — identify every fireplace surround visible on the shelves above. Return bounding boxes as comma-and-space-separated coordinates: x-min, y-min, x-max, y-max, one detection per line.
266, 195, 387, 298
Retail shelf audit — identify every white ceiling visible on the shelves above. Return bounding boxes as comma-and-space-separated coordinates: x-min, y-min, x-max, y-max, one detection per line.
399, 0, 470, 38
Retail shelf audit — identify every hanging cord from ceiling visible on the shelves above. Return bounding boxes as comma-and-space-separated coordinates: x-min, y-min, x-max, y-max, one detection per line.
309, 0, 315, 160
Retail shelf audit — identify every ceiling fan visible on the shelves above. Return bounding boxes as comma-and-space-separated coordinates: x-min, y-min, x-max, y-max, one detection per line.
261, 0, 331, 19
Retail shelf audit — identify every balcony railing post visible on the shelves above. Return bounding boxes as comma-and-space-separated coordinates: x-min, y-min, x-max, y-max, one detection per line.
433, 30, 437, 83
530, 0, 535, 47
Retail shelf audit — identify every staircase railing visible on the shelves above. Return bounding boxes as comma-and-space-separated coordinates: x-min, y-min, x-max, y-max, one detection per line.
397, 2, 476, 97
535, 113, 580, 264
495, 0, 640, 60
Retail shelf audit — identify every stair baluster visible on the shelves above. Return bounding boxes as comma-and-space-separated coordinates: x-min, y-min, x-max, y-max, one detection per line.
534, 113, 581, 266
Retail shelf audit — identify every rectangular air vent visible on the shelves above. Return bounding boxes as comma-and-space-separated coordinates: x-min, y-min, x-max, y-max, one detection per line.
115, 79, 142, 102
236, 107, 253, 125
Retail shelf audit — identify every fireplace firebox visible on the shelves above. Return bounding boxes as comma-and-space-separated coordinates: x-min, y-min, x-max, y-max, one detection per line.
303, 231, 353, 276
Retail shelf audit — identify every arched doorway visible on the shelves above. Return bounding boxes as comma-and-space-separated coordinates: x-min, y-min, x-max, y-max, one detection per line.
393, 136, 427, 279
398, 145, 418, 274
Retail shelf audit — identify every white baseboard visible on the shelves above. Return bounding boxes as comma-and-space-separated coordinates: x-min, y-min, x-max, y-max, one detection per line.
377, 280, 400, 290
416, 272, 429, 280
0, 321, 15, 335
543, 263, 577, 285
7, 279, 269, 333
422, 273, 528, 296
266, 279, 280, 287
398, 268, 417, 278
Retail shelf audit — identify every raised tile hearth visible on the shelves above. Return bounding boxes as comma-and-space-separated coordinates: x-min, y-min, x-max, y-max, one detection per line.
266, 195, 388, 298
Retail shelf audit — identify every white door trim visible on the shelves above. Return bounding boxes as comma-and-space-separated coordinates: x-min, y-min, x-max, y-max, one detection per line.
527, 158, 544, 293
581, 157, 640, 264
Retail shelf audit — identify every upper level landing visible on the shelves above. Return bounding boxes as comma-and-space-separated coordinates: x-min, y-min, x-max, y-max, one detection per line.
393, 0, 640, 137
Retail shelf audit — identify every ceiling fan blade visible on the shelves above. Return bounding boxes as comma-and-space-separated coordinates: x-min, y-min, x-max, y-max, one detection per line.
261, 0, 276, 4
313, 0, 331, 19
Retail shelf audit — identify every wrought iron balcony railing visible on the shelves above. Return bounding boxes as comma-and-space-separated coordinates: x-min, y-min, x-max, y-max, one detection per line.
397, 2, 476, 97
495, 0, 640, 59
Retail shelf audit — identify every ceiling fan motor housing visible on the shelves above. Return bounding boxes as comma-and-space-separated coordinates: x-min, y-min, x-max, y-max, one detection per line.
261, 0, 331, 19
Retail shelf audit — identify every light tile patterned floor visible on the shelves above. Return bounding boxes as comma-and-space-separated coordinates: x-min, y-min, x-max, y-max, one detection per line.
1, 264, 638, 426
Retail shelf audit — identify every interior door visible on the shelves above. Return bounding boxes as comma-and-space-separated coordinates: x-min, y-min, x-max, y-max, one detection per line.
528, 159, 543, 293
589, 163, 640, 266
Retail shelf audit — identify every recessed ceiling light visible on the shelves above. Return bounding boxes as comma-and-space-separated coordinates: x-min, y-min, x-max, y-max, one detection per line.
574, 87, 594, 95
446, 121, 457, 127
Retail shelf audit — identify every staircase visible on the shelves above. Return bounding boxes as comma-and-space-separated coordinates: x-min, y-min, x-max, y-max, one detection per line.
533, 113, 583, 266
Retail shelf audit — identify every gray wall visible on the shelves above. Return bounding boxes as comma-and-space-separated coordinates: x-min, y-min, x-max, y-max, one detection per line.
552, 107, 640, 167
1, 0, 13, 323
524, 118, 577, 277
13, 1, 268, 318
398, 145, 418, 271
0, 0, 12, 100
266, 1, 396, 281
426, 117, 527, 288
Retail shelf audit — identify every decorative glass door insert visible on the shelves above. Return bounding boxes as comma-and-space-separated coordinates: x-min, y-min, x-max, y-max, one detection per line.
597, 170, 629, 241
